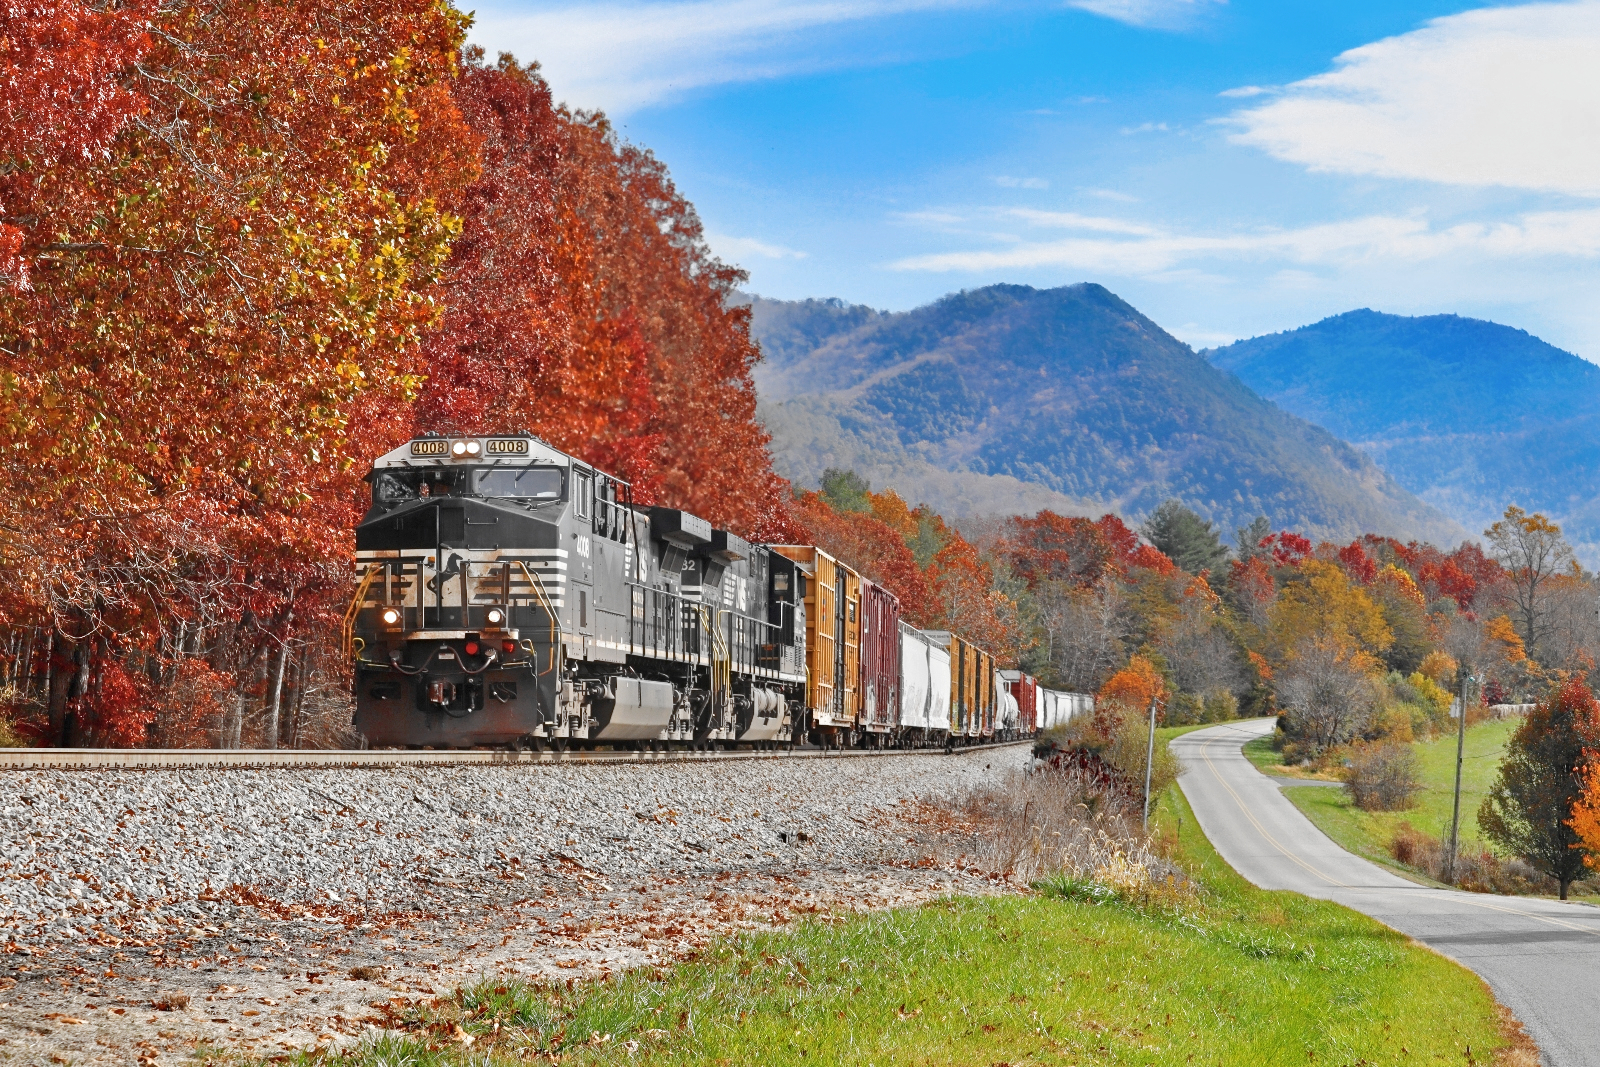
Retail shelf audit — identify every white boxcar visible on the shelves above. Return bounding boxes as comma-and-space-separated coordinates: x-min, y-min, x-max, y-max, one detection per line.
899, 621, 952, 735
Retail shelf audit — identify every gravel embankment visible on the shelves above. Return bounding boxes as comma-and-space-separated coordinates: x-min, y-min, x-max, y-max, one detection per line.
0, 746, 1027, 1064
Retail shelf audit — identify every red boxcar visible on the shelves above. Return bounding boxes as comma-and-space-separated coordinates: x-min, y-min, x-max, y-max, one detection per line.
858, 579, 902, 735
1000, 669, 1038, 736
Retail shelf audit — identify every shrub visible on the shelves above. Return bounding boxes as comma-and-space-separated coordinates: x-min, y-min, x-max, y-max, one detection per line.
1166, 692, 1203, 726
1344, 743, 1421, 811
1389, 823, 1556, 894
1370, 705, 1414, 744
1201, 690, 1237, 723
1036, 709, 1179, 801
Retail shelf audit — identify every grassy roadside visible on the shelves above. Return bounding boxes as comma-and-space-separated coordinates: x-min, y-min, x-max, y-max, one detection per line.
1243, 732, 1339, 780
272, 784, 1517, 1064
1270, 719, 1521, 872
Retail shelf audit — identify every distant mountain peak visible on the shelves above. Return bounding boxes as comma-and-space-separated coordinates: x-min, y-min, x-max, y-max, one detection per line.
1209, 308, 1600, 559
748, 284, 1461, 546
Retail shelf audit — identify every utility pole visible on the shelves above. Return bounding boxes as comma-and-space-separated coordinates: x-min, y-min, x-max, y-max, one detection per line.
1142, 694, 1159, 832
1446, 667, 1474, 883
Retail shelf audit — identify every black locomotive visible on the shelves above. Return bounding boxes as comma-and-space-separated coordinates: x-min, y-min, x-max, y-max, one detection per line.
346, 433, 806, 749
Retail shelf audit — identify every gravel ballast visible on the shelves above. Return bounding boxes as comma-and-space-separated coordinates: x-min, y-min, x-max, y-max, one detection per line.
0, 745, 1028, 1063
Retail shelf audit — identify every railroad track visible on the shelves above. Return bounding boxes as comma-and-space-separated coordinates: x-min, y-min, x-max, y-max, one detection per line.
0, 740, 1031, 771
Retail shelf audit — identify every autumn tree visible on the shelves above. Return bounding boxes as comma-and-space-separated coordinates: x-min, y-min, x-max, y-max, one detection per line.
1, 0, 480, 744
1276, 639, 1379, 755
1485, 506, 1577, 662
1267, 560, 1393, 669
1158, 574, 1245, 699
1479, 676, 1600, 899
0, 0, 152, 288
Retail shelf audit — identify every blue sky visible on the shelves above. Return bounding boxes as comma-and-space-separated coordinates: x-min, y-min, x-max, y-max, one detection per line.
469, 1, 1600, 357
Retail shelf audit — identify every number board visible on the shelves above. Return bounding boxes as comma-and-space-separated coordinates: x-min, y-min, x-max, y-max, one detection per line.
410, 439, 448, 457
486, 438, 530, 456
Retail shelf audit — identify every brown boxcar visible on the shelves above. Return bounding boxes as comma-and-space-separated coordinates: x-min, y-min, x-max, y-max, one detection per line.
926, 631, 994, 741
858, 579, 901, 736
772, 546, 861, 742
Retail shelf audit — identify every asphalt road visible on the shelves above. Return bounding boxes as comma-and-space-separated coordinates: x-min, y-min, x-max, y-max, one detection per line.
1174, 719, 1600, 1067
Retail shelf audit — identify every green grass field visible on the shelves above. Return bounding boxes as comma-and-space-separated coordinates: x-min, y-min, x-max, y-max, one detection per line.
273, 781, 1513, 1066
1276, 718, 1519, 872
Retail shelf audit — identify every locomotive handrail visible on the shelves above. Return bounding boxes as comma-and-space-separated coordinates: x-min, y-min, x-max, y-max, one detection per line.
342, 563, 382, 661
513, 560, 563, 675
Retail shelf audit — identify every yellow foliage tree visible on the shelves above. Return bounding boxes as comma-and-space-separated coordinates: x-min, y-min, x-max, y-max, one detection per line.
1418, 650, 1457, 686
1268, 559, 1393, 670
1484, 614, 1529, 665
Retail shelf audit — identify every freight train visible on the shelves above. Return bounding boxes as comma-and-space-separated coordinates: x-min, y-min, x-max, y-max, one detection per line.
344, 433, 1090, 750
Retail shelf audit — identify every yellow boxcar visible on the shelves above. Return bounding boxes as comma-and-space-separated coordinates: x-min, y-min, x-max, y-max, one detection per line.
773, 545, 861, 740
938, 632, 994, 740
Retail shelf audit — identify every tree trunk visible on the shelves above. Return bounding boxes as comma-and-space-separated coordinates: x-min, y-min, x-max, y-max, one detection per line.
17, 628, 34, 701
287, 643, 310, 750
1560, 876, 1571, 901
263, 627, 292, 751
46, 630, 70, 745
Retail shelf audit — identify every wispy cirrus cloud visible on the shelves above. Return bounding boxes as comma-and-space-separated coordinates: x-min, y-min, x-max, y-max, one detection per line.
1226, 1, 1600, 196
469, 0, 971, 114
1066, 0, 1223, 30
889, 206, 1600, 275
708, 233, 809, 262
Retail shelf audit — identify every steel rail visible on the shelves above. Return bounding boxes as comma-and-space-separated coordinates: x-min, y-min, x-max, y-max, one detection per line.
0, 740, 1030, 772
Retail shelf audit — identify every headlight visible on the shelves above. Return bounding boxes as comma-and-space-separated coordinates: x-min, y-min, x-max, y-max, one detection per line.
451, 441, 468, 456
381, 608, 401, 626
486, 608, 504, 626
465, 440, 481, 456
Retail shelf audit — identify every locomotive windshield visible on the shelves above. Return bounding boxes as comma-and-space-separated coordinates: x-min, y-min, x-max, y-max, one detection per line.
476, 466, 563, 500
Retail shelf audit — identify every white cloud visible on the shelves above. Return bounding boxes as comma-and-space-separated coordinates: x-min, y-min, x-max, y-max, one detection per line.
1171, 324, 1243, 349
1227, 2, 1600, 196
1066, 0, 1223, 29
469, 0, 967, 113
995, 176, 1050, 189
1002, 208, 1160, 236
1120, 121, 1171, 134
889, 206, 1600, 275
1084, 187, 1140, 203
708, 233, 809, 261
1218, 84, 1269, 98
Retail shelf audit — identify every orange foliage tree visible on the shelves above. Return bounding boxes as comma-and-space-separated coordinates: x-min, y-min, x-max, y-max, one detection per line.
410, 54, 791, 541
1096, 653, 1165, 726
0, 0, 479, 744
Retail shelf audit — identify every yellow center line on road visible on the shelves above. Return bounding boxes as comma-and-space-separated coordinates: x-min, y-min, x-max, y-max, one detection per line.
1421, 892, 1600, 938
1192, 728, 1600, 937
1196, 734, 1355, 890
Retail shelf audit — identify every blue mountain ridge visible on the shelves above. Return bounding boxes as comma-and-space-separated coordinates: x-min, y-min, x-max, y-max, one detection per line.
746, 284, 1463, 546
1206, 309, 1600, 559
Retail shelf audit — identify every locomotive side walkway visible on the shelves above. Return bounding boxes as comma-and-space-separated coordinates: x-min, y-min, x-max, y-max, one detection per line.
1176, 719, 1600, 1067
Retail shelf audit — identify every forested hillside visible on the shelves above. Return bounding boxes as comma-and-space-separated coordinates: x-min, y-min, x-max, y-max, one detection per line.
1208, 310, 1600, 560
750, 284, 1462, 545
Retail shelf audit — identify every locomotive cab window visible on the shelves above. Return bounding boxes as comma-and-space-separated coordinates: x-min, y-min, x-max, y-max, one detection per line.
574, 470, 593, 520
371, 472, 418, 511
475, 466, 563, 500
